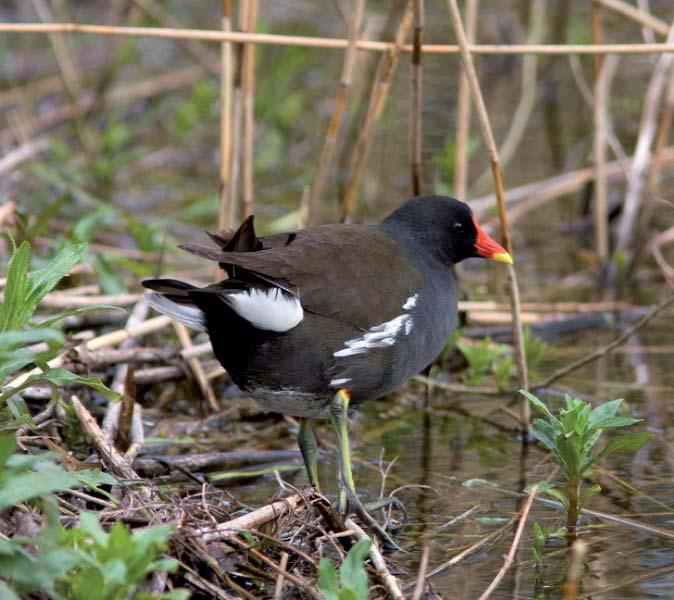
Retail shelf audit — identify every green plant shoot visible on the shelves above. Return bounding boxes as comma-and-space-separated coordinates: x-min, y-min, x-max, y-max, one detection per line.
318, 539, 371, 600
522, 391, 654, 532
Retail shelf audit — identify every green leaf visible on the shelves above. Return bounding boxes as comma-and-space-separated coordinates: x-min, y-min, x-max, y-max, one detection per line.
0, 581, 21, 600
533, 521, 544, 544
531, 418, 558, 452
318, 558, 339, 600
38, 305, 126, 328
521, 390, 560, 425
24, 242, 87, 317
0, 435, 17, 471
0, 241, 30, 333
600, 432, 655, 457
92, 253, 127, 295
590, 416, 641, 430
339, 539, 371, 600
579, 484, 601, 509
0, 468, 79, 511
540, 486, 570, 510
0, 368, 120, 406
587, 398, 623, 428
0, 328, 65, 352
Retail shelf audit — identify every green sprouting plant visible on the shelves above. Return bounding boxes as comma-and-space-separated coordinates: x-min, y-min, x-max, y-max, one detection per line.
531, 521, 564, 569
493, 354, 515, 391
317, 539, 371, 600
523, 327, 549, 380
0, 436, 187, 600
54, 513, 186, 600
0, 239, 119, 421
457, 337, 511, 386
523, 391, 654, 532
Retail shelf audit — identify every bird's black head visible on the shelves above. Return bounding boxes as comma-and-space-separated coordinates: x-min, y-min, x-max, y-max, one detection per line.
379, 195, 513, 266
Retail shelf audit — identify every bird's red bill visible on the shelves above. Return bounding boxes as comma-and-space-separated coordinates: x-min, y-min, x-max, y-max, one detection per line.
473, 218, 513, 264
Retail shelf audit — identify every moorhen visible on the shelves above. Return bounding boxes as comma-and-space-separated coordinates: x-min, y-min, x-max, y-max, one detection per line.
143, 195, 511, 543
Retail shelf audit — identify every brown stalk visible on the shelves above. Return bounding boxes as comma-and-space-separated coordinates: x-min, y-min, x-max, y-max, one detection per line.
472, 0, 547, 193
471, 145, 674, 221
563, 540, 589, 600
71, 395, 154, 501
615, 17, 674, 254
649, 69, 674, 192
411, 543, 430, 600
195, 489, 317, 542
307, 0, 365, 226
345, 518, 405, 600
409, 0, 424, 196
242, 0, 257, 218
116, 364, 136, 452
594, 0, 670, 37
453, 0, 478, 200
591, 1, 604, 78
217, 0, 234, 233
132, 0, 220, 73
535, 293, 674, 389
173, 322, 220, 412
593, 55, 619, 262
9, 22, 674, 55
341, 2, 413, 222
476, 485, 537, 600
445, 0, 530, 431
6, 315, 172, 391
272, 552, 289, 600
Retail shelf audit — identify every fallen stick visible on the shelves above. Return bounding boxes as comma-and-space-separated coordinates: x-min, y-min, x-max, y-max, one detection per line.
5, 315, 171, 391
6, 22, 674, 55
411, 543, 430, 600
458, 300, 633, 313
535, 294, 674, 389
71, 395, 154, 502
345, 517, 405, 600
134, 449, 301, 475
477, 485, 538, 599
195, 489, 317, 542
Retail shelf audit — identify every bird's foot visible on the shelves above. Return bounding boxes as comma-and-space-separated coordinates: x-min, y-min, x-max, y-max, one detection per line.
363, 495, 408, 522
345, 490, 406, 552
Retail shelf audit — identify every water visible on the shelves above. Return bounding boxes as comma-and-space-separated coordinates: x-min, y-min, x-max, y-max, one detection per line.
6, 0, 674, 596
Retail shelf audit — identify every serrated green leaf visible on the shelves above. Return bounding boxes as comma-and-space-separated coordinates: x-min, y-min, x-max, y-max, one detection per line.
600, 432, 655, 457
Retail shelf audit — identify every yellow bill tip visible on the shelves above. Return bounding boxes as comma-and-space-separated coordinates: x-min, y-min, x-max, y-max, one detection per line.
491, 251, 513, 265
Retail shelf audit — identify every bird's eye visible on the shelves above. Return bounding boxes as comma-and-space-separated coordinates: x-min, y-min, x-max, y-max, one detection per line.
453, 222, 464, 234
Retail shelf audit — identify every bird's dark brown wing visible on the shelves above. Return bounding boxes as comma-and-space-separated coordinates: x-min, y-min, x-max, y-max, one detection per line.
180, 224, 423, 330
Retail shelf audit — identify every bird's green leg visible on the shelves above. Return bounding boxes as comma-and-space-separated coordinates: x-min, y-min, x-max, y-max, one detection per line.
329, 389, 404, 552
298, 418, 320, 492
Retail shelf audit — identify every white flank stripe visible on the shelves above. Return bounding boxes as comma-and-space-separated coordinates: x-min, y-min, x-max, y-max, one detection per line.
329, 378, 351, 387
334, 295, 418, 359
334, 313, 411, 358
403, 294, 418, 310
223, 288, 303, 332
145, 293, 206, 331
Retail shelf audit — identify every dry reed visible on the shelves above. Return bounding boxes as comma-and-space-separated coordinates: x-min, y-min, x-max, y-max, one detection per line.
445, 0, 530, 431
307, 0, 365, 225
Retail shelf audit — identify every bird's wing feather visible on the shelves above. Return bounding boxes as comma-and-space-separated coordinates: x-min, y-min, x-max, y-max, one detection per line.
180, 225, 423, 330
